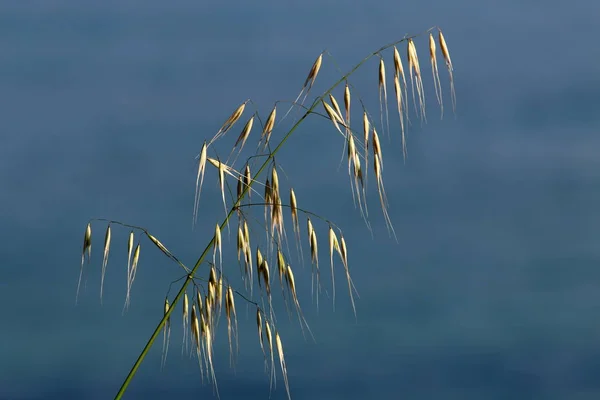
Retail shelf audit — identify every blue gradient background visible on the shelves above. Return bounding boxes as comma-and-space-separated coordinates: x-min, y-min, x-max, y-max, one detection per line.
2, 1, 600, 399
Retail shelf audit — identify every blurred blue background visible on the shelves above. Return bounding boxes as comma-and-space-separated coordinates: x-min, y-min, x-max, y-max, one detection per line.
2, 1, 600, 399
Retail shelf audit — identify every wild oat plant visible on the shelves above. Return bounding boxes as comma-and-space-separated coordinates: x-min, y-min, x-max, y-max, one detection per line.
78, 28, 455, 399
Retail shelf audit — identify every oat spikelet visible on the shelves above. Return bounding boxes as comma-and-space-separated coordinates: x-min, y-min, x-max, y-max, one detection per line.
374, 154, 397, 241
362, 112, 370, 185
229, 115, 255, 164
193, 141, 208, 227
344, 82, 351, 130
372, 127, 383, 170
218, 159, 227, 219
307, 218, 320, 309
285, 265, 313, 340
339, 235, 358, 318
429, 33, 443, 117
438, 29, 456, 113
393, 46, 410, 123
260, 105, 277, 150
328, 94, 344, 128
76, 222, 92, 303
407, 38, 426, 122
161, 297, 171, 369
256, 308, 267, 367
190, 304, 205, 378
265, 320, 276, 393
322, 100, 345, 136
276, 332, 291, 400
225, 286, 238, 367
286, 52, 324, 121
213, 223, 222, 276
289, 188, 304, 265
303, 53, 323, 93
210, 100, 247, 144
182, 291, 189, 355
244, 164, 252, 199
100, 224, 111, 304
393, 73, 407, 161
378, 57, 390, 138
124, 242, 140, 312
328, 226, 340, 309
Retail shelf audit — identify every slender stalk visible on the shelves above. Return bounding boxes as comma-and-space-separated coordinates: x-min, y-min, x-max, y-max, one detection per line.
114, 32, 424, 399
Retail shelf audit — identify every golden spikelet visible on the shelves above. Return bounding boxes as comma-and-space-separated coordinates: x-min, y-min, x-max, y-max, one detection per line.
261, 105, 277, 150
407, 38, 426, 122
100, 224, 111, 304
77, 222, 92, 303
438, 29, 456, 113
429, 33, 443, 116
231, 116, 255, 161
225, 285, 238, 366
193, 141, 208, 227
344, 82, 351, 129
182, 291, 190, 355
307, 218, 320, 308
322, 100, 345, 136
256, 308, 267, 364
161, 297, 171, 369
285, 52, 324, 121
244, 164, 252, 199
393, 45, 410, 123
275, 332, 291, 400
124, 242, 140, 312
378, 57, 390, 137
393, 73, 407, 161
265, 320, 276, 392
213, 223, 222, 274
328, 94, 344, 127
328, 226, 340, 308
211, 100, 247, 144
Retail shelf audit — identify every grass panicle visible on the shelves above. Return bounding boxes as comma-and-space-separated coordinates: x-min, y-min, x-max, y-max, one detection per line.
78, 27, 457, 400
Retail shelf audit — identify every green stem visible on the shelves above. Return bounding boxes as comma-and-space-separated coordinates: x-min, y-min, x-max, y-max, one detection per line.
114, 33, 420, 399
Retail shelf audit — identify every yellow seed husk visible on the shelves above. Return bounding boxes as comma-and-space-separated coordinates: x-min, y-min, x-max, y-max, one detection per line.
100, 224, 111, 303
275, 332, 291, 400
261, 105, 277, 148
429, 33, 443, 114
303, 53, 323, 90
193, 141, 208, 226
328, 94, 344, 126
438, 30, 456, 113
234, 116, 254, 152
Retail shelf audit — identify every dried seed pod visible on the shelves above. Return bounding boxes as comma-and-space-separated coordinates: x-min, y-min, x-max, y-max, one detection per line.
77, 222, 92, 303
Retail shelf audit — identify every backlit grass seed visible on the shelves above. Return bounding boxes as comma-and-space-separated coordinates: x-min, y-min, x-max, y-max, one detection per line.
77, 222, 92, 303
100, 224, 111, 303
393, 73, 407, 161
429, 33, 443, 116
438, 29, 456, 113
193, 141, 208, 227
275, 332, 291, 400
378, 57, 390, 138
261, 105, 277, 150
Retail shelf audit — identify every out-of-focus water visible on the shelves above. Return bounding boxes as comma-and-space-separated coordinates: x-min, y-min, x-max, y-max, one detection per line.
2, 1, 600, 399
